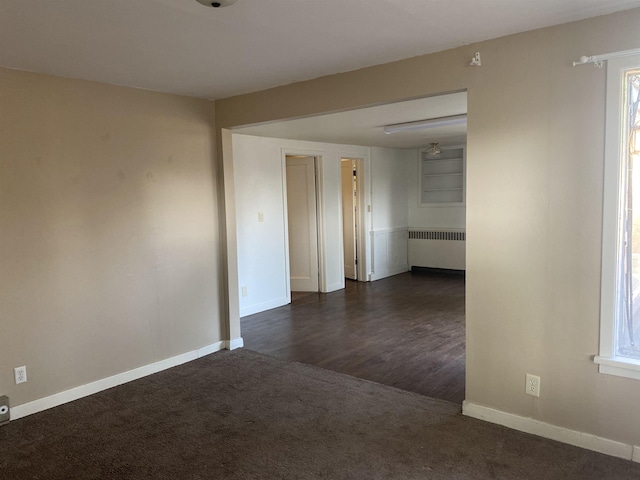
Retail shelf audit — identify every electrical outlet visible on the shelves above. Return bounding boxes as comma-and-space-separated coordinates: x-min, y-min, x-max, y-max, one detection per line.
0, 396, 10, 425
525, 373, 540, 397
14, 366, 27, 385
241, 286, 248, 297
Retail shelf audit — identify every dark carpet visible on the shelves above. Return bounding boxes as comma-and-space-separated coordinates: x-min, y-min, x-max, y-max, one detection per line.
1, 349, 639, 479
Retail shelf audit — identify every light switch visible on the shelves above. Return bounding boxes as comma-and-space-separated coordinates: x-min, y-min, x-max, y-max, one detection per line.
258, 211, 264, 222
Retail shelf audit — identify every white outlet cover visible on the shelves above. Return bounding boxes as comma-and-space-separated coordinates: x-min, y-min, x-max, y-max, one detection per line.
14, 366, 27, 384
525, 373, 540, 397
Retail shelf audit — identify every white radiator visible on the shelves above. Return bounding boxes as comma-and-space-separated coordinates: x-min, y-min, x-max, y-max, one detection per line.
408, 229, 466, 271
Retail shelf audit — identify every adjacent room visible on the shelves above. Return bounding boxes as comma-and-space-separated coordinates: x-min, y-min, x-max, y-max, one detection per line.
2, 1, 640, 477
231, 93, 468, 403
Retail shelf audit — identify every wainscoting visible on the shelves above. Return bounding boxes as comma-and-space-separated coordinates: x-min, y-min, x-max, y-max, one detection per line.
370, 227, 409, 281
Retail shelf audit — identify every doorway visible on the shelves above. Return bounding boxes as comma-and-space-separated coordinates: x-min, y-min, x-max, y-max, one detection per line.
229, 91, 466, 402
285, 155, 319, 292
341, 158, 358, 280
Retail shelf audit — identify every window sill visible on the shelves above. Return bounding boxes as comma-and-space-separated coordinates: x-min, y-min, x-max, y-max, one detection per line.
594, 355, 640, 380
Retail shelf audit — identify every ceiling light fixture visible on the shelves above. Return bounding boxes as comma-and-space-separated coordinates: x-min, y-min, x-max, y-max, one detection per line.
424, 143, 442, 157
195, 0, 238, 7
383, 114, 467, 135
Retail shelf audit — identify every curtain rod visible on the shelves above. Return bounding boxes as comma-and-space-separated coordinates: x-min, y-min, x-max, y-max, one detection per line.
573, 48, 640, 68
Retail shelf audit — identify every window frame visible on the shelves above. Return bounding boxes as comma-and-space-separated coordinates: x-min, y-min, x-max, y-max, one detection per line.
595, 54, 640, 380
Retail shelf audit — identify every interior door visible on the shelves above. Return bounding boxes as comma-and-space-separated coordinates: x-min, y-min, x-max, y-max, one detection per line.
341, 159, 357, 280
286, 156, 319, 292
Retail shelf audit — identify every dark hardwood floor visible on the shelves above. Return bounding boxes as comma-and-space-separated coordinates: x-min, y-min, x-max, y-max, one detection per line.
241, 270, 466, 404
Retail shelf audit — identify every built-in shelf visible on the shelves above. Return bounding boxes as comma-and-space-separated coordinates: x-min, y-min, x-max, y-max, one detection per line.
420, 146, 465, 205
422, 173, 463, 177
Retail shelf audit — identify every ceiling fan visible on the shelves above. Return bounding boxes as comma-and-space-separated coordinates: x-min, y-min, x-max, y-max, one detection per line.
424, 143, 442, 157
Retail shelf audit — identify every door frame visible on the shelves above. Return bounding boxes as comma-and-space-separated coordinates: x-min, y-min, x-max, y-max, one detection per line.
282, 149, 325, 294
341, 158, 358, 280
340, 155, 369, 282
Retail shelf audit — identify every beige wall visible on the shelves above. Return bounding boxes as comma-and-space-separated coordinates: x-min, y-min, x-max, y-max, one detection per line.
217, 10, 640, 446
0, 68, 222, 406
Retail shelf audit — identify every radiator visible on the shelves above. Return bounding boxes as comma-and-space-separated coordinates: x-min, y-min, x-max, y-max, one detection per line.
408, 229, 466, 271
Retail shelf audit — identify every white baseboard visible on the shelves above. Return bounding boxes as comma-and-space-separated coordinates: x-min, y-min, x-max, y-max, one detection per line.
10, 340, 232, 421
463, 401, 639, 462
240, 296, 289, 317
198, 341, 226, 357
225, 337, 244, 350
325, 281, 344, 293
370, 265, 409, 282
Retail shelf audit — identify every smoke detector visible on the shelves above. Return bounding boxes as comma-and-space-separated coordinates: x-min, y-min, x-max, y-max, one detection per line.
196, 0, 238, 7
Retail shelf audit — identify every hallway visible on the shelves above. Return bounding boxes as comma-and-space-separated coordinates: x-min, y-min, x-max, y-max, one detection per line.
241, 270, 465, 404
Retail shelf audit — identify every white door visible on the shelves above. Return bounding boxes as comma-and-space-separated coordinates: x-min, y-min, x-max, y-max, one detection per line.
286, 156, 319, 292
341, 159, 357, 280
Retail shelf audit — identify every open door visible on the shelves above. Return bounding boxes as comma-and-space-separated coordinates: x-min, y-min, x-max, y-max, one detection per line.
286, 156, 319, 292
341, 159, 357, 280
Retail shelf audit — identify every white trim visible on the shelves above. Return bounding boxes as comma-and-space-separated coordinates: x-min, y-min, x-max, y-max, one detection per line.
594, 356, 640, 380
371, 226, 409, 234
633, 445, 640, 463
339, 153, 372, 284
240, 296, 289, 318
370, 265, 409, 281
197, 341, 227, 357
325, 281, 344, 293
369, 227, 410, 281
10, 341, 227, 421
339, 157, 354, 283
315, 155, 328, 292
409, 226, 466, 233
463, 401, 636, 461
225, 337, 244, 350
599, 55, 626, 360
597, 54, 640, 381
338, 153, 371, 284
280, 150, 292, 302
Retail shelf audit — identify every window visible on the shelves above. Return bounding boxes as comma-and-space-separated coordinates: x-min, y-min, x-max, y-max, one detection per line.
596, 55, 640, 380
